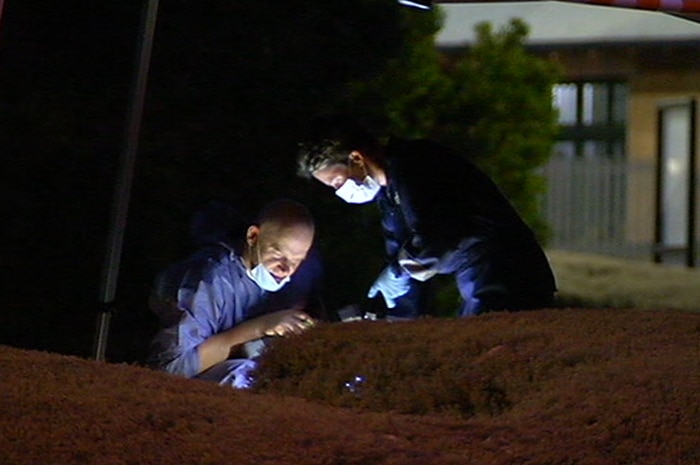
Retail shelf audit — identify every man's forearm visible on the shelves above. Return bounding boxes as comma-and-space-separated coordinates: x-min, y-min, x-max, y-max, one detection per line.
197, 319, 263, 374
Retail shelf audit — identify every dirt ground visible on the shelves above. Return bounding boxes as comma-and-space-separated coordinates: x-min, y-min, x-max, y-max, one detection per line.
2, 307, 699, 465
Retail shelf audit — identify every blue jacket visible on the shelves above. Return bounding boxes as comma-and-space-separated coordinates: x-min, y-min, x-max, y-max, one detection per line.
147, 243, 323, 378
377, 138, 556, 308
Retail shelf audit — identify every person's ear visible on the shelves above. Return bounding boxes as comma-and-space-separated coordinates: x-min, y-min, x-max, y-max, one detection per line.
246, 225, 260, 247
349, 150, 365, 167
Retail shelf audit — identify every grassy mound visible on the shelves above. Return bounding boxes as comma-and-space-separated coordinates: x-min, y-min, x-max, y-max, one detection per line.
254, 309, 700, 413
3, 308, 698, 465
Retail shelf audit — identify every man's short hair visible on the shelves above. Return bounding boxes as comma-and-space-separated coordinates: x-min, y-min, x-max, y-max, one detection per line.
257, 199, 314, 232
296, 114, 379, 178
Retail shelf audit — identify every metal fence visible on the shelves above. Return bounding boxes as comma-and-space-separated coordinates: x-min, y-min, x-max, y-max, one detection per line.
541, 157, 657, 260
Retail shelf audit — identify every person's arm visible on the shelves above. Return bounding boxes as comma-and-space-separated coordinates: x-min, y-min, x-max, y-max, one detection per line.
149, 271, 232, 377
150, 257, 259, 378
151, 253, 318, 377
196, 309, 313, 374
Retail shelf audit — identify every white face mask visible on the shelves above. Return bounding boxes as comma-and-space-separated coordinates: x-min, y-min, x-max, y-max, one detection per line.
335, 176, 381, 204
246, 245, 290, 292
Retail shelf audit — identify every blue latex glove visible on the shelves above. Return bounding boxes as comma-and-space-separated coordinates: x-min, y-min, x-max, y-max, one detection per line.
367, 266, 411, 308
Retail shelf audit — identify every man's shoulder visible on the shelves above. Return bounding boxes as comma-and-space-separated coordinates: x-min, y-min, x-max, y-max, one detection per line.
389, 138, 474, 167
387, 138, 484, 181
156, 245, 242, 291
388, 137, 451, 155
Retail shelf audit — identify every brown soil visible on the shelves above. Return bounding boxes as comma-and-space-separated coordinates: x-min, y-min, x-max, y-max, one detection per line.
2, 308, 699, 465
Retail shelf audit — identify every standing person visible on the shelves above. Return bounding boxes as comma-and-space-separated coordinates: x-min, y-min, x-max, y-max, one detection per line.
296, 114, 556, 319
147, 199, 321, 388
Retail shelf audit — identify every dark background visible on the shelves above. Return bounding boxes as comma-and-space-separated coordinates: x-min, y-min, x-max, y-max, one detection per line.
0, 1, 407, 362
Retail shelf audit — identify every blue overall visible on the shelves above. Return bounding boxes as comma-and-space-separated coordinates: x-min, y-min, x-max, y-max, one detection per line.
147, 243, 322, 388
377, 138, 556, 318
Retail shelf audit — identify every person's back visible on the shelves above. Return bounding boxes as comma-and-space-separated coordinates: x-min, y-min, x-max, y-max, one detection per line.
295, 113, 555, 318
381, 138, 556, 315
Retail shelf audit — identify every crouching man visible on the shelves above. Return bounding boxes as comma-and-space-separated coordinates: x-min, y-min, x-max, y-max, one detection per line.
147, 199, 320, 388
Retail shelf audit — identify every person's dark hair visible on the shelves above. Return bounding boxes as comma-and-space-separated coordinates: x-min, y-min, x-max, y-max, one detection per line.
296, 114, 379, 178
257, 199, 315, 233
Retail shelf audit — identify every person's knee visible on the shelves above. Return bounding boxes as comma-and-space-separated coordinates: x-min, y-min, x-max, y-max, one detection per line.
458, 283, 509, 316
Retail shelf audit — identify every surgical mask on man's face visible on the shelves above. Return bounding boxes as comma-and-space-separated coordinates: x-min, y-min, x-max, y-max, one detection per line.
246, 245, 290, 292
335, 176, 381, 204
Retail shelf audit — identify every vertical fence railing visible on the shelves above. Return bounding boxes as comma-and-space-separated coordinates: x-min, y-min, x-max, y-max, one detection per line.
541, 157, 656, 259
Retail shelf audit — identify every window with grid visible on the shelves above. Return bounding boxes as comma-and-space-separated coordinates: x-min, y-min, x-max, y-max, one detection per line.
552, 81, 628, 159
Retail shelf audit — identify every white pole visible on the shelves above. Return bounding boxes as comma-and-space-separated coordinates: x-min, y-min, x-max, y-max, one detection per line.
93, 0, 160, 361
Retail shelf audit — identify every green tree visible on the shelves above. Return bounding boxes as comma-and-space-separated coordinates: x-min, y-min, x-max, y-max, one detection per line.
337, 8, 450, 137
443, 19, 561, 241
339, 15, 560, 241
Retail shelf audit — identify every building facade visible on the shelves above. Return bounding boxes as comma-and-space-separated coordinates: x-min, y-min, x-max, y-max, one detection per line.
437, 1, 700, 264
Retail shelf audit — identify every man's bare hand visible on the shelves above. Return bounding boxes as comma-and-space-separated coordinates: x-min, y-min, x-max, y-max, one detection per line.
259, 309, 315, 337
